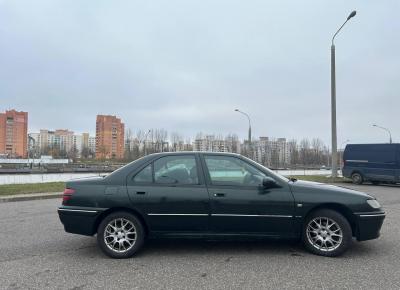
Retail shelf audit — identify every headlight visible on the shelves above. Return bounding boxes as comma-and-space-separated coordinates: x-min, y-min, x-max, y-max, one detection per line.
367, 199, 381, 209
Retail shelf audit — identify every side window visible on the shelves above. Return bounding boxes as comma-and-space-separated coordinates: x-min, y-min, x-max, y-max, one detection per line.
204, 155, 266, 186
154, 155, 198, 185
132, 164, 153, 183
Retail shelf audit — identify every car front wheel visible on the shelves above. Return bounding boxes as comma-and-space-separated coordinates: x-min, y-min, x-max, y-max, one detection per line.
97, 212, 145, 259
302, 209, 352, 257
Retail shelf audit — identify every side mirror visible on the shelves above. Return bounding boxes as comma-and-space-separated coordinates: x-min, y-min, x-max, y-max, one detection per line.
262, 177, 278, 188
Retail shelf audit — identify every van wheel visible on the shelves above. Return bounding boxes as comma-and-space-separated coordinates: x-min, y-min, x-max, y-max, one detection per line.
97, 212, 145, 259
351, 172, 363, 185
302, 209, 352, 257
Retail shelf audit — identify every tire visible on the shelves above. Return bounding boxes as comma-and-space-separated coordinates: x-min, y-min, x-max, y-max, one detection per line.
97, 211, 145, 259
351, 172, 363, 185
302, 209, 352, 257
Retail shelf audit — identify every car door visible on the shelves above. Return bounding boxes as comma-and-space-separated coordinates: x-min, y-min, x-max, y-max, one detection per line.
126, 154, 210, 233
201, 154, 295, 235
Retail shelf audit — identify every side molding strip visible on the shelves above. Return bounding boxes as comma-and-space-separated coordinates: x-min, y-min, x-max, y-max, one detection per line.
58, 208, 98, 213
147, 213, 208, 216
147, 213, 293, 218
211, 214, 293, 218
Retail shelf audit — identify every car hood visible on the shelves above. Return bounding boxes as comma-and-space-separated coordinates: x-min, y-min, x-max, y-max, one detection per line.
289, 180, 374, 199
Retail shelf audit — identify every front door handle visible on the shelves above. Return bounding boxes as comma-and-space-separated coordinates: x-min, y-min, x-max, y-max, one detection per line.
136, 191, 146, 195
214, 193, 225, 197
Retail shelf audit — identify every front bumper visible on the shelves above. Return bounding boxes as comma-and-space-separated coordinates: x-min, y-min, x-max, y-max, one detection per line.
355, 211, 385, 241
58, 207, 105, 236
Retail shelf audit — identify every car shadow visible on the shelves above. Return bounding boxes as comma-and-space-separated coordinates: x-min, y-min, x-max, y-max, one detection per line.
72, 236, 378, 260
135, 238, 377, 259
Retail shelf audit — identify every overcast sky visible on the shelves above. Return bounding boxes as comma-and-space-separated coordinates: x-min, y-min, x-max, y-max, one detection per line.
1, 0, 399, 145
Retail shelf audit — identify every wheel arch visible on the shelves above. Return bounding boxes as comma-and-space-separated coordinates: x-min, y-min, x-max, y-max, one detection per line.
93, 207, 149, 236
304, 203, 357, 237
351, 170, 364, 176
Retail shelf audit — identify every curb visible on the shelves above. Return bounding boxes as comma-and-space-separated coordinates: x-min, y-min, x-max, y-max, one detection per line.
0, 192, 62, 203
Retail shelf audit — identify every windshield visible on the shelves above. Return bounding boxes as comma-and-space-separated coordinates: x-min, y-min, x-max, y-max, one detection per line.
240, 155, 289, 183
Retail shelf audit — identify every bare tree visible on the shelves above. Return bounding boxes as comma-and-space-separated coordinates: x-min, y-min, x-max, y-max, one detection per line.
170, 132, 183, 152
299, 138, 311, 166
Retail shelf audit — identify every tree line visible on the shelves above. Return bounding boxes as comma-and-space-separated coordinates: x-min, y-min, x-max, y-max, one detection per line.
123, 129, 332, 168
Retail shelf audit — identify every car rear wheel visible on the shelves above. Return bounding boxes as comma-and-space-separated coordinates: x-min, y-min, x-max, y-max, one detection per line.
97, 212, 145, 258
351, 172, 363, 184
302, 209, 352, 257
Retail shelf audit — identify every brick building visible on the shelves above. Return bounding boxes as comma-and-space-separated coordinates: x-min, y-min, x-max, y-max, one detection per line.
95, 115, 124, 159
0, 109, 28, 158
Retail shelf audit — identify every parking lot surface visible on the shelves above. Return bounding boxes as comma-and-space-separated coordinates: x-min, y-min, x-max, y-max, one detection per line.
0, 184, 399, 289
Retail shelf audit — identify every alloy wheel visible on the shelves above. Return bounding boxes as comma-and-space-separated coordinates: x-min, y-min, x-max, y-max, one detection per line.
104, 218, 137, 253
306, 217, 343, 252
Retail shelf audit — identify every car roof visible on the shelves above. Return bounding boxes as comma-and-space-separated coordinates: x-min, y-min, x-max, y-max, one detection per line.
148, 151, 242, 157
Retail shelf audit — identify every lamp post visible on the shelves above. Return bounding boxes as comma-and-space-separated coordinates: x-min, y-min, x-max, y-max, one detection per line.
372, 124, 392, 143
139, 129, 151, 156
331, 10, 357, 178
234, 109, 252, 144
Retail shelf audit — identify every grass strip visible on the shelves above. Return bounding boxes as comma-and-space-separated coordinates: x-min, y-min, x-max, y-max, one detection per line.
0, 182, 65, 196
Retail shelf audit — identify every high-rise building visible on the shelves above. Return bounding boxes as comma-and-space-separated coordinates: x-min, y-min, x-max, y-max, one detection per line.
193, 135, 239, 153
30, 130, 95, 158
54, 129, 74, 153
96, 115, 124, 159
82, 133, 89, 149
88, 136, 96, 153
253, 137, 290, 168
0, 109, 28, 158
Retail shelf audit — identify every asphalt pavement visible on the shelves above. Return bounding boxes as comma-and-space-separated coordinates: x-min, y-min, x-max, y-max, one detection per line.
0, 184, 399, 290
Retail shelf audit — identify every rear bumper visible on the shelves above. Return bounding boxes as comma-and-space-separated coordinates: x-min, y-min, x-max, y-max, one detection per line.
355, 211, 385, 241
58, 207, 105, 236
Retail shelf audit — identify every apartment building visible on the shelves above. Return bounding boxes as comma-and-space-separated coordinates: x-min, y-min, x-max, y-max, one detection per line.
193, 135, 240, 153
253, 137, 290, 168
82, 133, 96, 153
0, 110, 28, 158
29, 130, 96, 158
88, 136, 96, 153
95, 115, 124, 159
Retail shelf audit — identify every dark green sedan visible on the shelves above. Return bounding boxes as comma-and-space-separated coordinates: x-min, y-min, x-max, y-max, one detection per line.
58, 152, 385, 258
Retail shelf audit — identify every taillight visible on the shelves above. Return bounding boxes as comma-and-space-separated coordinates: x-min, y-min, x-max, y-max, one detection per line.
62, 188, 75, 204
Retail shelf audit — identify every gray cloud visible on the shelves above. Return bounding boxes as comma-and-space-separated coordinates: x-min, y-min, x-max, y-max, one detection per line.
1, 0, 399, 144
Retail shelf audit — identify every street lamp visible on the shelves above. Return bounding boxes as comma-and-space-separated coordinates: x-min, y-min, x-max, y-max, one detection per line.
372, 124, 392, 143
331, 10, 357, 178
234, 109, 252, 144
139, 129, 151, 156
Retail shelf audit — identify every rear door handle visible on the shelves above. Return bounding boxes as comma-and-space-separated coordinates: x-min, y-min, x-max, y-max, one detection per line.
136, 191, 146, 195
214, 193, 225, 197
